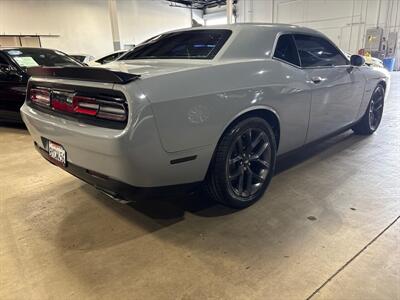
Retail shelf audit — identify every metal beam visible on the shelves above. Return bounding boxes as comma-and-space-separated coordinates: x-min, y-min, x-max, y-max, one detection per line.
226, 0, 233, 24
108, 0, 121, 51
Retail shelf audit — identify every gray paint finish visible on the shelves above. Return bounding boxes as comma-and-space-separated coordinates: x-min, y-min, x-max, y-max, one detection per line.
21, 24, 390, 188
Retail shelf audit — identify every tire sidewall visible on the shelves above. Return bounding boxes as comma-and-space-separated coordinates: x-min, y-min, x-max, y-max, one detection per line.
214, 117, 277, 208
368, 85, 385, 133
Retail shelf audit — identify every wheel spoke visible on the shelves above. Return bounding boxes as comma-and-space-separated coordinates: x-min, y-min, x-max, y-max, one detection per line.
229, 167, 242, 179
254, 158, 270, 169
246, 169, 253, 193
369, 114, 374, 126
229, 156, 242, 165
376, 91, 384, 100
250, 132, 265, 150
250, 141, 269, 159
245, 129, 253, 155
237, 169, 244, 194
236, 136, 244, 154
248, 168, 265, 182
374, 103, 383, 112
246, 129, 252, 144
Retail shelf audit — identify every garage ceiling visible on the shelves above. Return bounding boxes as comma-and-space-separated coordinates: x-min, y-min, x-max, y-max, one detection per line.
168, 0, 235, 10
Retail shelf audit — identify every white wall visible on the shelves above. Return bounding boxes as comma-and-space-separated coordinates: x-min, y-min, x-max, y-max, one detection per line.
0, 0, 114, 57
116, 0, 191, 48
237, 0, 400, 54
0, 0, 192, 58
204, 6, 227, 25
236, 0, 273, 23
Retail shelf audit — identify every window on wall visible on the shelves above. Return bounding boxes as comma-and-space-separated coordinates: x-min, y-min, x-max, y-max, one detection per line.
0, 36, 41, 48
274, 34, 300, 66
293, 34, 348, 67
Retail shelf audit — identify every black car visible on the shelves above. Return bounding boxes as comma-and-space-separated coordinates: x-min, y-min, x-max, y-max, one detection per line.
0, 48, 82, 122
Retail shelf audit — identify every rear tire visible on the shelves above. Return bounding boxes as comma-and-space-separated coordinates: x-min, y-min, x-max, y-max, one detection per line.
204, 117, 276, 208
352, 84, 385, 135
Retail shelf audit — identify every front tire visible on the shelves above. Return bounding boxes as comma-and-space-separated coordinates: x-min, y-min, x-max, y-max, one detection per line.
205, 117, 276, 208
352, 84, 385, 135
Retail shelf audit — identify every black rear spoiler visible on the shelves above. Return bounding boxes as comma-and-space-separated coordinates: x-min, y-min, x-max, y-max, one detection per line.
27, 66, 140, 84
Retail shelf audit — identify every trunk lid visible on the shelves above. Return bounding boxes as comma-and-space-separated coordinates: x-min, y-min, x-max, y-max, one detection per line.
104, 59, 212, 79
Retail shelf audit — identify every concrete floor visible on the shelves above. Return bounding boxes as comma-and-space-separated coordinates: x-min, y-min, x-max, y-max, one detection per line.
1, 73, 399, 300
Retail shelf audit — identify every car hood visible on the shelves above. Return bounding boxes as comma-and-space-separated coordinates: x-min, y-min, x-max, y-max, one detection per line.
103, 59, 213, 79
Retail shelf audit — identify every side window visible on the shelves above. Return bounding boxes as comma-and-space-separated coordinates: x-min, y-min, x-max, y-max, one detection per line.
274, 34, 300, 66
101, 53, 120, 64
293, 34, 347, 67
97, 54, 114, 65
0, 54, 12, 81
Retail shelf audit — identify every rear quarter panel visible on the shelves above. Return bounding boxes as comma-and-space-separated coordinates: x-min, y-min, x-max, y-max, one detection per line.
137, 59, 311, 155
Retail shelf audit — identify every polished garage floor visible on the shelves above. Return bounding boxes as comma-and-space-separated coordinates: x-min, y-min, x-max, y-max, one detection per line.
1, 73, 399, 300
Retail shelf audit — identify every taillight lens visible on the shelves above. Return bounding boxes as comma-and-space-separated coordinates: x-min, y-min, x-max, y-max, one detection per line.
72, 96, 127, 121
73, 96, 99, 116
97, 104, 127, 121
30, 88, 50, 107
29, 87, 127, 123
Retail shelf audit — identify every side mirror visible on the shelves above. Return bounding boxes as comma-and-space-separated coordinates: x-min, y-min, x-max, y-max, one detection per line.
350, 55, 365, 67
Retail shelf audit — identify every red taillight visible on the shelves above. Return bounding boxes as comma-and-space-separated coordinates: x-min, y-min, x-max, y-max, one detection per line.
72, 96, 126, 121
30, 87, 127, 123
30, 88, 50, 107
51, 93, 74, 113
73, 96, 99, 116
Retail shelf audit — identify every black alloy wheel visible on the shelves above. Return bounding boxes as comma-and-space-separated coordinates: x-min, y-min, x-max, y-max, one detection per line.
368, 87, 384, 131
226, 128, 271, 199
352, 84, 385, 135
205, 117, 276, 208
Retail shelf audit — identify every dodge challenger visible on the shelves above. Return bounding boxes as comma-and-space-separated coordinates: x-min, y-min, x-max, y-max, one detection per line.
20, 24, 390, 208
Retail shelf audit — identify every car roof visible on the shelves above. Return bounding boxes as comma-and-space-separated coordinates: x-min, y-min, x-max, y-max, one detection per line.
120, 23, 330, 62
0, 47, 60, 52
168, 23, 323, 36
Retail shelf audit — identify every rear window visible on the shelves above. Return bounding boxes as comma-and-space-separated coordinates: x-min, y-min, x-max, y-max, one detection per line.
71, 55, 86, 62
121, 29, 232, 60
6, 49, 81, 68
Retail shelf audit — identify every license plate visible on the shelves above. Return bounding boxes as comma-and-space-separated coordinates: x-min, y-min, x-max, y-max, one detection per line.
48, 141, 66, 166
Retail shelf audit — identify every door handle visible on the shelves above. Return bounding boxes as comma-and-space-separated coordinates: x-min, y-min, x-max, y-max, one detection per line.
311, 76, 323, 84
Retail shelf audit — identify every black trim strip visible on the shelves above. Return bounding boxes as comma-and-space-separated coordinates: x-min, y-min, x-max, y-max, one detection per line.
27, 66, 140, 84
170, 155, 197, 164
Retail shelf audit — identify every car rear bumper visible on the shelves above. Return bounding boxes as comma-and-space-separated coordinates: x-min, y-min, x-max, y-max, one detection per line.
35, 142, 200, 201
21, 103, 212, 188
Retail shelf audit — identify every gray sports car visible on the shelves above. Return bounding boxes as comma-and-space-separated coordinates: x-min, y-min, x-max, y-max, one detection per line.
21, 24, 390, 208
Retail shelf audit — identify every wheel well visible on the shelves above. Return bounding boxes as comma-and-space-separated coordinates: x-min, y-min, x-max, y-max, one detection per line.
204, 109, 281, 180
226, 109, 281, 150
378, 80, 386, 91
